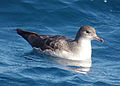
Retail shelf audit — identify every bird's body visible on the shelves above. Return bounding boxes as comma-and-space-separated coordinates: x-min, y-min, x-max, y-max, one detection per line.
16, 26, 103, 67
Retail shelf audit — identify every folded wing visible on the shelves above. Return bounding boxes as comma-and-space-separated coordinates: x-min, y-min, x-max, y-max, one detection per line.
16, 29, 73, 51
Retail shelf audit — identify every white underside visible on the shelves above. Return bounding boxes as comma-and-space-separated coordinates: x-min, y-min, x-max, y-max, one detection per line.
53, 39, 92, 67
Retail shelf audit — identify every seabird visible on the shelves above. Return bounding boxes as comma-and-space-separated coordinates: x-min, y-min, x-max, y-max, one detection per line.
16, 25, 104, 64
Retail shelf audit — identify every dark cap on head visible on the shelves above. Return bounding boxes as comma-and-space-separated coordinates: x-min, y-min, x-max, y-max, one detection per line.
80, 25, 95, 32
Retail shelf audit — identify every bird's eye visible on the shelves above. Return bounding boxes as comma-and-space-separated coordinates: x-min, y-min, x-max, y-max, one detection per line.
86, 30, 90, 33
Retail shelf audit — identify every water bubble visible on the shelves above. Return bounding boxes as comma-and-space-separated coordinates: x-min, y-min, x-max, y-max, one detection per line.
104, 0, 107, 3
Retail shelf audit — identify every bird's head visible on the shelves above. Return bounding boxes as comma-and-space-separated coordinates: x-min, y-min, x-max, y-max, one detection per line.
75, 25, 104, 43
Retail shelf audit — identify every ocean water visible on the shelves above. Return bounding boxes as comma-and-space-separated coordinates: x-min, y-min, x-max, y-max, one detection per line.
0, 0, 120, 86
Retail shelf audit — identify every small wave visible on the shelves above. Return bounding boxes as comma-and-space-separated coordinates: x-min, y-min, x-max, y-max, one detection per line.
93, 81, 113, 86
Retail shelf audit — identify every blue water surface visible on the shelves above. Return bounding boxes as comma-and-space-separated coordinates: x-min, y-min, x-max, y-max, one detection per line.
0, 0, 120, 86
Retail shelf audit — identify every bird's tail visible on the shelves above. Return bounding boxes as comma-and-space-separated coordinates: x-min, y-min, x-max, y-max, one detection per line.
16, 29, 43, 48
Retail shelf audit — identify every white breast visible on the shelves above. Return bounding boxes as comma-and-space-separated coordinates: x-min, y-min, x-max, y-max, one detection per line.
77, 39, 92, 60
54, 39, 91, 60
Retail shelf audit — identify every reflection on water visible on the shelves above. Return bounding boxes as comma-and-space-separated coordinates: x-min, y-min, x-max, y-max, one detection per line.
51, 57, 91, 74
25, 49, 91, 74
66, 66, 90, 74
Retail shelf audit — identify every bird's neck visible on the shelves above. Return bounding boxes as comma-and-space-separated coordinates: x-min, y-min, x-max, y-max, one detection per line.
72, 38, 92, 61
77, 38, 91, 49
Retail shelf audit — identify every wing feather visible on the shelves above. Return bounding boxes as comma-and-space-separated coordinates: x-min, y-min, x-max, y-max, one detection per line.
16, 29, 73, 51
